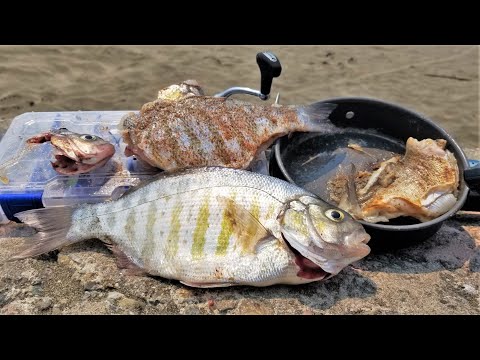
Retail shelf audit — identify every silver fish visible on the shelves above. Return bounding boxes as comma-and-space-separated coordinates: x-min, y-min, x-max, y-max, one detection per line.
10, 167, 370, 288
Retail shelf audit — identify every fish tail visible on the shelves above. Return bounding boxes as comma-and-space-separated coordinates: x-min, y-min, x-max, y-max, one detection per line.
297, 102, 338, 132
8, 207, 81, 261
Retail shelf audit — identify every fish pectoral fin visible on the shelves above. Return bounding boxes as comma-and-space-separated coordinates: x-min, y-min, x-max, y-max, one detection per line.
216, 195, 271, 254
180, 280, 235, 288
106, 244, 147, 277
248, 151, 270, 175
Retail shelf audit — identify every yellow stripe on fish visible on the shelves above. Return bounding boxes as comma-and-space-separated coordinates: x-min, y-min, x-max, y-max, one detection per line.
215, 193, 236, 257
142, 201, 158, 260
166, 202, 182, 259
124, 210, 137, 244
250, 197, 260, 220
191, 194, 210, 259
265, 203, 277, 220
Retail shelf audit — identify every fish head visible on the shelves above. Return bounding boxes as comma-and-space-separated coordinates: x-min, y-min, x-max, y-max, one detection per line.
50, 128, 115, 174
279, 195, 371, 278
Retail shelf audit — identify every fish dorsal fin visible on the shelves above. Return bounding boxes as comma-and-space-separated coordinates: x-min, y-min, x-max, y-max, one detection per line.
116, 170, 169, 198
116, 167, 209, 199
114, 167, 243, 200
216, 195, 271, 254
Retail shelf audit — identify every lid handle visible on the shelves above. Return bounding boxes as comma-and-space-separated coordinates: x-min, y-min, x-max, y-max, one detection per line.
256, 52, 282, 98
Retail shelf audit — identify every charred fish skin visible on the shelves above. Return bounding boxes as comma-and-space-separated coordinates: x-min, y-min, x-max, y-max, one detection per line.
12, 167, 370, 288
121, 88, 337, 171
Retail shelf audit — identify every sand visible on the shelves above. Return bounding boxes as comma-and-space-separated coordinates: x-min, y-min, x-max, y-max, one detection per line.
0, 45, 478, 147
0, 46, 479, 315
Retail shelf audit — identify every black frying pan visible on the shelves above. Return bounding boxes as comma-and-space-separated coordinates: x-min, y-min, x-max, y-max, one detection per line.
269, 97, 480, 248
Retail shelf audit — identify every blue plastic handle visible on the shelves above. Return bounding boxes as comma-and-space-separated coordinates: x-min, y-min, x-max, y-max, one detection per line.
0, 191, 44, 222
469, 159, 479, 168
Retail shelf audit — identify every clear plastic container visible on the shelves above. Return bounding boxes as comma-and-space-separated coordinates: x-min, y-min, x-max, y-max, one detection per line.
0, 111, 160, 222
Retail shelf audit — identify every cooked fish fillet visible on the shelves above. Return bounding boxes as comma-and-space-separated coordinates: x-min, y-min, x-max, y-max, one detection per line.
329, 138, 459, 223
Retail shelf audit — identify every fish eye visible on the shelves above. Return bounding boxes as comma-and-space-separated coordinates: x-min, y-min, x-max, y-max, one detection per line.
80, 134, 97, 141
325, 209, 345, 222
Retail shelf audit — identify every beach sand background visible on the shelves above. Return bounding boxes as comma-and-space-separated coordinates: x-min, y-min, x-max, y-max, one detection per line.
0, 46, 479, 315
0, 45, 478, 148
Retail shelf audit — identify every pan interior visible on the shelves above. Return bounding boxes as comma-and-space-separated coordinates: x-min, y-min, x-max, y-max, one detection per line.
279, 130, 425, 226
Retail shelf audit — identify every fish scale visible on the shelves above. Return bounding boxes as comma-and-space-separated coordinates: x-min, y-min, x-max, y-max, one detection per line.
80, 176, 290, 281
109, 192, 240, 278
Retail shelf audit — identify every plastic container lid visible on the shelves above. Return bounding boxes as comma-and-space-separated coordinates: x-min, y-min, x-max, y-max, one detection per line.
0, 110, 160, 215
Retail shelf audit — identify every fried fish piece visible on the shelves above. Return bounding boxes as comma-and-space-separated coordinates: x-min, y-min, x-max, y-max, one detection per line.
329, 138, 459, 223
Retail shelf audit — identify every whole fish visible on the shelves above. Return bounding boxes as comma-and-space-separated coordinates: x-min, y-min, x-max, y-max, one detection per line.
328, 138, 459, 223
10, 167, 370, 288
27, 128, 115, 175
121, 81, 337, 171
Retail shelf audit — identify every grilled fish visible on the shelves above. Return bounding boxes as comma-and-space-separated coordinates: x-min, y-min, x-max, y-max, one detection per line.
10, 167, 370, 288
121, 81, 337, 171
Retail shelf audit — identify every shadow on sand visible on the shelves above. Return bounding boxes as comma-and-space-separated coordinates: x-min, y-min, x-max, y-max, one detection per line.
353, 212, 480, 274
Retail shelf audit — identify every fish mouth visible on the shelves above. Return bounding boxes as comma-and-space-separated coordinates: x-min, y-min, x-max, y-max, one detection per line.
344, 229, 371, 256
51, 147, 109, 175
282, 228, 370, 279
283, 237, 331, 280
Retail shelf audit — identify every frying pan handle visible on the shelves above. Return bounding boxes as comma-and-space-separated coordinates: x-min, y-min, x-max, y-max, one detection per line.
464, 167, 480, 190
462, 165, 480, 211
